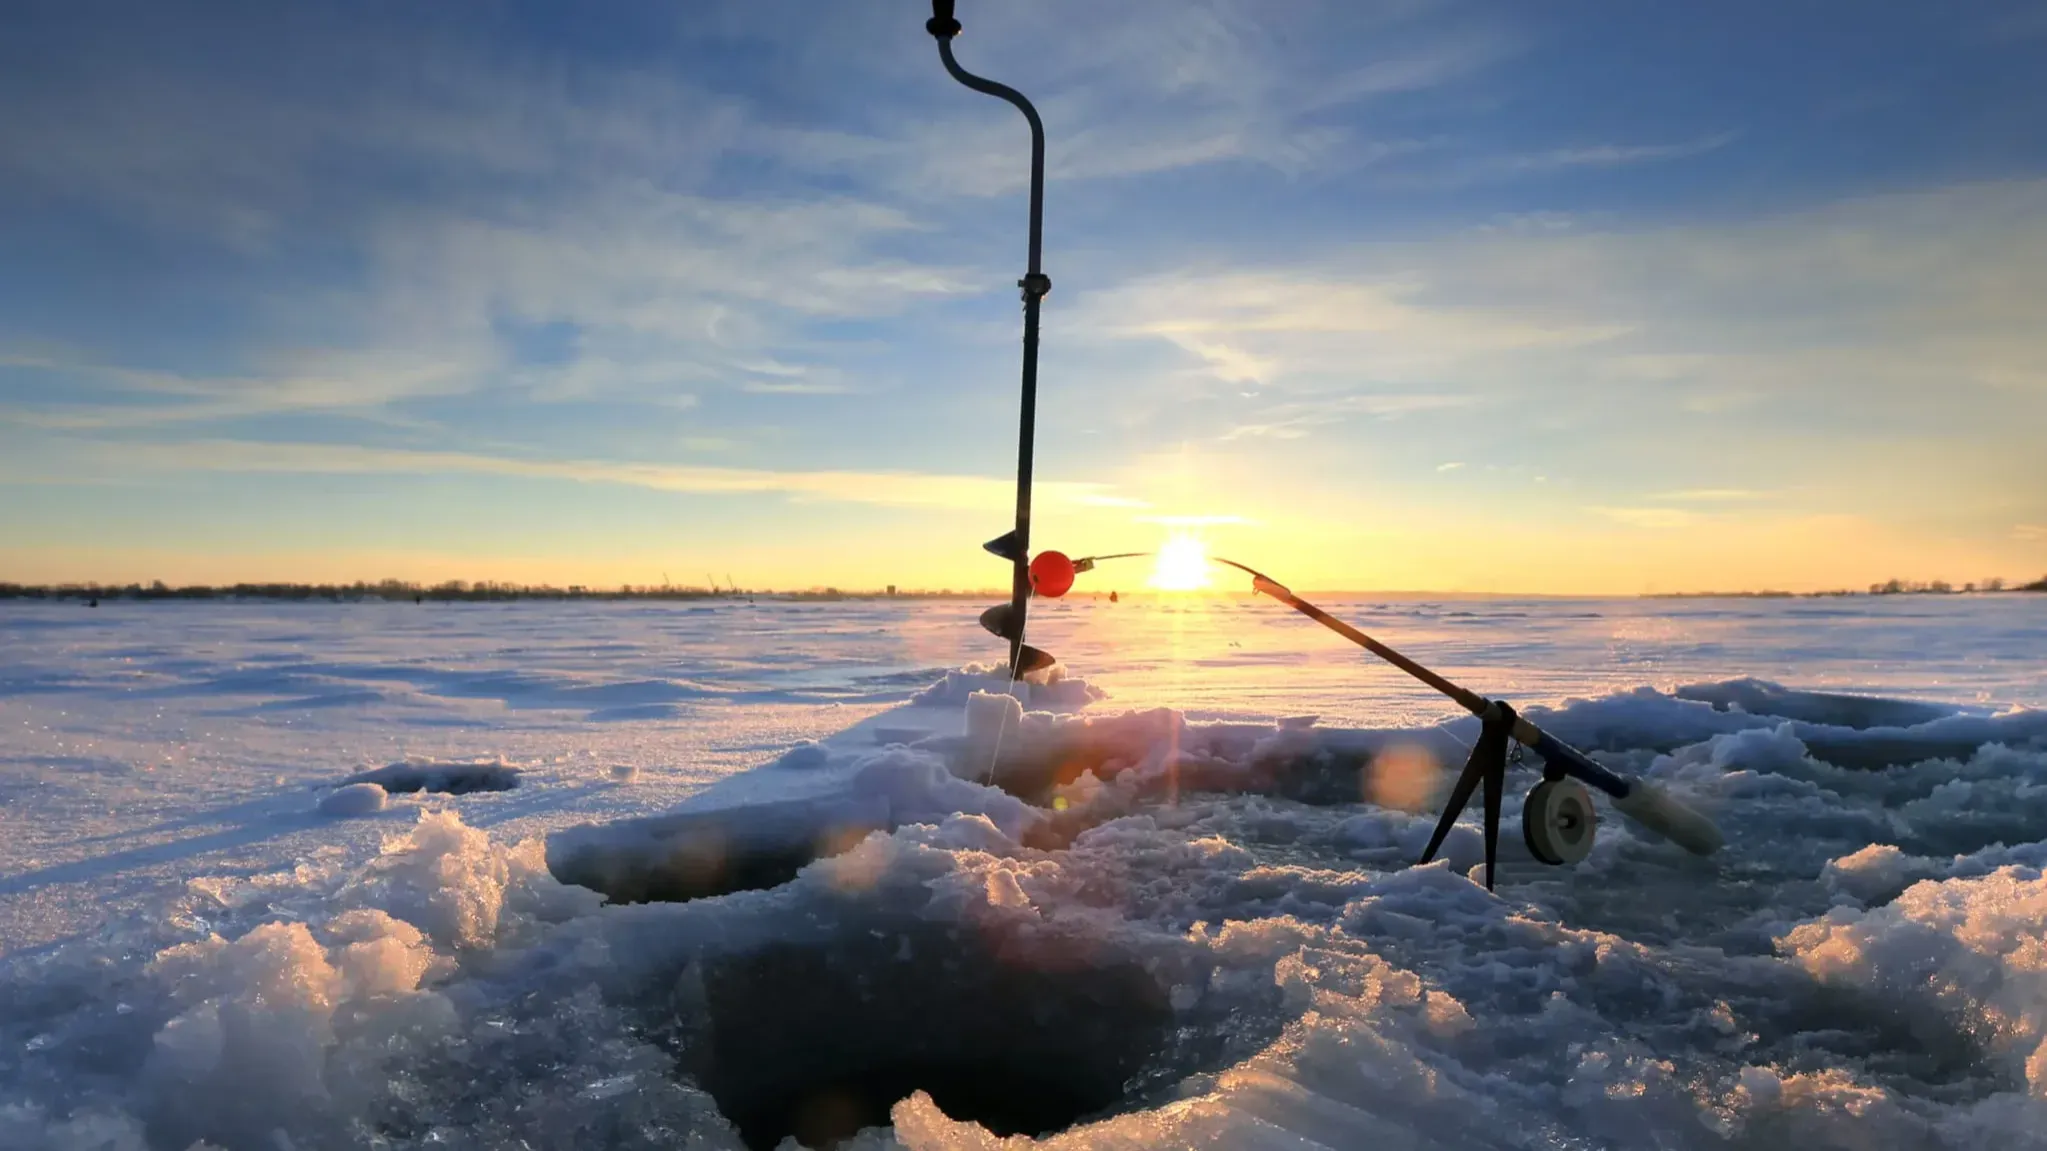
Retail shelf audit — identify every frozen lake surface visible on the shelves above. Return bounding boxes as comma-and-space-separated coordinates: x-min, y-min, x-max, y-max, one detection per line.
2, 593, 2045, 1149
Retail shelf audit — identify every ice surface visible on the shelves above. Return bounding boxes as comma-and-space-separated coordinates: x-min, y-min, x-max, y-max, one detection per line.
4, 594, 2047, 1149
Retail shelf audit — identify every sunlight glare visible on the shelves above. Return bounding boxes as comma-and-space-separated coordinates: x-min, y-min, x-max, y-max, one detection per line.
1147, 532, 1213, 591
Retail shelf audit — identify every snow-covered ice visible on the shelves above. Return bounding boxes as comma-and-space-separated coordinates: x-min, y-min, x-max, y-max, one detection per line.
3, 593, 2045, 1149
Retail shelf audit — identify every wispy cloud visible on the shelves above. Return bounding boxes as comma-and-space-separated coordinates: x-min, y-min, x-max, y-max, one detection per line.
2016, 524, 2047, 543
3, 350, 476, 429
1082, 177, 2047, 518
1179, 340, 1279, 386
740, 381, 857, 396
887, 2, 1505, 196
1507, 131, 1738, 172
1081, 270, 1627, 403
0, 17, 975, 430
1436, 461, 1465, 472
91, 439, 1143, 513
1588, 506, 1700, 529
1135, 514, 1254, 527
1654, 488, 1771, 502
1218, 392, 1476, 441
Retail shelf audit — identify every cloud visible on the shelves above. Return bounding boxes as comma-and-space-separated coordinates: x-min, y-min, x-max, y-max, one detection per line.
2015, 524, 2047, 543
1436, 461, 1464, 472
1180, 340, 1279, 386
1218, 421, 1312, 441
1134, 514, 1254, 527
1078, 177, 2047, 525
740, 381, 857, 396
887, 2, 1504, 196
1506, 131, 1738, 172
1654, 488, 1771, 502
1217, 391, 1476, 441
92, 439, 1143, 513
1079, 270, 1627, 408
2, 350, 478, 429
1587, 506, 1700, 530
0, 12, 977, 427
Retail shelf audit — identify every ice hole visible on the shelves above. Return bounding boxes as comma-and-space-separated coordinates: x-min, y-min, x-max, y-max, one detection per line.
548, 800, 889, 904
671, 923, 1177, 1150
341, 759, 521, 795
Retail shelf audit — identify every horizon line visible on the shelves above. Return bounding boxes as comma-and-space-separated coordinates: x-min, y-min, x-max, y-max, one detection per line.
4, 575, 2043, 601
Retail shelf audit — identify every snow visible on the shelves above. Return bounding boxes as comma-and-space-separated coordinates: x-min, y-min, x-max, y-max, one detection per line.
910, 662, 1105, 710
316, 781, 387, 816
3, 593, 2047, 1149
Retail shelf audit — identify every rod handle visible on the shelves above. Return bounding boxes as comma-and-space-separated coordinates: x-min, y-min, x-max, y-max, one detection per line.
1527, 728, 1721, 856
1611, 780, 1723, 857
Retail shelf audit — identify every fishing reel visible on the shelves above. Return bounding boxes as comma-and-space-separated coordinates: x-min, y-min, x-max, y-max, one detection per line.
1522, 775, 1597, 867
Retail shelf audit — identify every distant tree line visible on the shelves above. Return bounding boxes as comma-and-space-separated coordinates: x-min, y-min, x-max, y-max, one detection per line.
1866, 577, 2025, 595
1650, 575, 2046, 599
0, 579, 1010, 603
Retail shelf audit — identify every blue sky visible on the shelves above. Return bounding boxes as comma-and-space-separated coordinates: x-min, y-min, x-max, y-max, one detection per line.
4, 0, 2045, 592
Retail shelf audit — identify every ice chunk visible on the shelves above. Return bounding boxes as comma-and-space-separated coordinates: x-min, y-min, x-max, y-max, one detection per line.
1822, 844, 1941, 905
317, 781, 388, 816
913, 663, 1106, 711
1782, 863, 2047, 1094
775, 741, 830, 770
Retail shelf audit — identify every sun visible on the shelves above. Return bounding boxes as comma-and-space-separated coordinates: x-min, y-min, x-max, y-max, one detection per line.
1147, 532, 1213, 591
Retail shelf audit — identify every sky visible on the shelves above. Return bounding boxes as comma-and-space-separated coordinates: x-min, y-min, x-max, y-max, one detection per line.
3, 0, 2045, 594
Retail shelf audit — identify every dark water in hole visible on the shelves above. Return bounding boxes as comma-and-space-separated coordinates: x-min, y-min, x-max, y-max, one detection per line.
346, 762, 522, 794
682, 926, 1176, 1150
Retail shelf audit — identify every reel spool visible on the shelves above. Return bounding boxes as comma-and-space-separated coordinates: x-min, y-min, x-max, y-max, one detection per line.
1522, 778, 1597, 866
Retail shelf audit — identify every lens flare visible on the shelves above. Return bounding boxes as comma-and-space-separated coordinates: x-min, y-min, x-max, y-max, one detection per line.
1147, 532, 1212, 592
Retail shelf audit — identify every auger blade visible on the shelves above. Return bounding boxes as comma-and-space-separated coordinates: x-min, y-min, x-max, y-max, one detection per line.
1015, 644, 1058, 675
983, 530, 1025, 563
979, 605, 1057, 673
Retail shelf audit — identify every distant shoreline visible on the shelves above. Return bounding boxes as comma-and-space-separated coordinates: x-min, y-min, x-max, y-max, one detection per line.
1645, 578, 2047, 599
3, 575, 2042, 604
0, 584, 1544, 604
0, 581, 1008, 604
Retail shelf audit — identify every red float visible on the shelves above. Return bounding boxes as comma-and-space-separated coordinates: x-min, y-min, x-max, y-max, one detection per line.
1029, 550, 1076, 597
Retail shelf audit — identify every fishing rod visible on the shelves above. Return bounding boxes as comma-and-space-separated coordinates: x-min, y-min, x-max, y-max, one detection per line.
994, 550, 1724, 890
924, 0, 1052, 680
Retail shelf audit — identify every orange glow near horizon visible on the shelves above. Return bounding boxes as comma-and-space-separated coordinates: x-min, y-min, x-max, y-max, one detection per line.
1146, 532, 1214, 591
5, 501, 2041, 597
